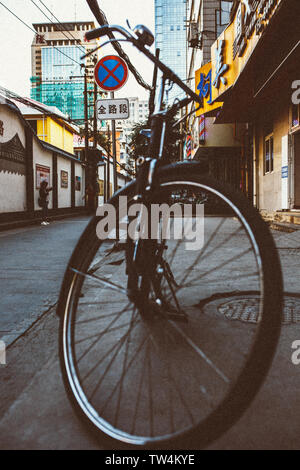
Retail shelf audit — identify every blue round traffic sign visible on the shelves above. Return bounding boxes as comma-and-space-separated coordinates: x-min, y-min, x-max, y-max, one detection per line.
94, 55, 128, 92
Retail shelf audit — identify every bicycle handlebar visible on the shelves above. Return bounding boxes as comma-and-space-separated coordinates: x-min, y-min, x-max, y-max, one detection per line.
85, 24, 203, 106
85, 26, 111, 40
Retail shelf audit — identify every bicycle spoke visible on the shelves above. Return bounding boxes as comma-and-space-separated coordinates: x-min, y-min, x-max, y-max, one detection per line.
147, 341, 154, 436
166, 358, 175, 434
167, 365, 196, 427
192, 247, 253, 282
100, 334, 149, 420
76, 303, 132, 363
168, 320, 229, 384
77, 311, 127, 325
88, 331, 131, 402
181, 271, 259, 289
70, 267, 127, 295
130, 338, 150, 435
179, 221, 241, 286
113, 308, 137, 427
76, 320, 136, 345
81, 313, 139, 384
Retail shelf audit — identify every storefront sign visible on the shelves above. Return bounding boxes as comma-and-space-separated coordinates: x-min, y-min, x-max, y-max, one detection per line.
233, 0, 279, 59
207, 0, 282, 104
36, 164, 50, 189
61, 170, 68, 188
212, 40, 229, 88
195, 62, 223, 116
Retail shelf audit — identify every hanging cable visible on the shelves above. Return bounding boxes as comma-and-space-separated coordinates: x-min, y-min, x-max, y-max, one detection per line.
0, 1, 82, 66
33, 0, 86, 54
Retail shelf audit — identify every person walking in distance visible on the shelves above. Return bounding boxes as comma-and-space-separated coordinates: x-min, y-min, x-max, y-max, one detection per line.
39, 180, 52, 225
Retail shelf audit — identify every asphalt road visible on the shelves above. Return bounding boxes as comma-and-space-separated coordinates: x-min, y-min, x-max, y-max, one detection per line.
1, 217, 300, 449
0, 216, 90, 346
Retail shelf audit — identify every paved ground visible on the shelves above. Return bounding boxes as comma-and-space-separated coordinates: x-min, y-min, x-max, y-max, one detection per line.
0, 216, 90, 346
1, 217, 300, 449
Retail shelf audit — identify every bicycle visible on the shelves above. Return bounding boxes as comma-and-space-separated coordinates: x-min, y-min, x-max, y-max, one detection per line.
57, 23, 283, 449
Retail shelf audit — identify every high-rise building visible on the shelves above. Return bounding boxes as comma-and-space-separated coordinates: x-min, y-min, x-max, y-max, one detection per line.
154, 0, 188, 104
31, 22, 99, 123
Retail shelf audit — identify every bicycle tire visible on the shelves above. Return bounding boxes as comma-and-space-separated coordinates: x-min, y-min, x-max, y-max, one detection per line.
58, 161, 282, 449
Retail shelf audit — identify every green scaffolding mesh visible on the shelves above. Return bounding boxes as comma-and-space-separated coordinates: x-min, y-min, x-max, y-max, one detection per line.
30, 78, 94, 123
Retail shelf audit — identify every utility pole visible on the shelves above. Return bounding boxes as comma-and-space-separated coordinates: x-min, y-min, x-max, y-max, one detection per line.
84, 67, 89, 186
93, 76, 98, 150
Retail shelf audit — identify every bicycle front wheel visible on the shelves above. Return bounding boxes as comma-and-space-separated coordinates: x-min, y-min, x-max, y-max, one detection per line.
58, 164, 282, 449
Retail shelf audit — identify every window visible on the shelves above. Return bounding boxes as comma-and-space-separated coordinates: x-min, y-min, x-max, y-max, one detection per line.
265, 134, 274, 174
216, 1, 233, 36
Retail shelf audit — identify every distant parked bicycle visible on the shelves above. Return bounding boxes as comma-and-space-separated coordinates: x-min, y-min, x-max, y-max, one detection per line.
57, 23, 283, 449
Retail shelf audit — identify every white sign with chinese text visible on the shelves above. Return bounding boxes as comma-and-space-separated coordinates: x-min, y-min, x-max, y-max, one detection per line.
96, 98, 129, 120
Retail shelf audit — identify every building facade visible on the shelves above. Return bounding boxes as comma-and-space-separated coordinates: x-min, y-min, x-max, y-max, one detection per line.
185, 1, 246, 191
155, 0, 188, 103
197, 0, 300, 221
31, 22, 98, 123
0, 97, 86, 221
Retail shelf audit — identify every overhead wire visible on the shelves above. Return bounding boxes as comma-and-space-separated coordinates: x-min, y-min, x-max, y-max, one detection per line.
32, 0, 86, 54
0, 1, 82, 66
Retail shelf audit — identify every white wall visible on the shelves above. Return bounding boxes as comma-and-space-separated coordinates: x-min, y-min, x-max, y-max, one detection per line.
0, 172, 26, 212
0, 105, 27, 213
0, 106, 26, 146
57, 157, 71, 208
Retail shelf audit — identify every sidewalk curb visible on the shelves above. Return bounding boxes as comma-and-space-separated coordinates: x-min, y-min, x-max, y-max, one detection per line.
1, 303, 57, 349
0, 212, 89, 232
268, 221, 300, 233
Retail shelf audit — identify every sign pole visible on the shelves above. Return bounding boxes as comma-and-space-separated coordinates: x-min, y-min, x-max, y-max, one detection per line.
106, 123, 110, 200
110, 91, 118, 194
94, 54, 129, 207
84, 67, 89, 195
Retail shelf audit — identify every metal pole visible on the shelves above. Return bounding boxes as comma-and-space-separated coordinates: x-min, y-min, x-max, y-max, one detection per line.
106, 123, 110, 199
93, 79, 98, 150
84, 68, 89, 200
110, 91, 118, 194
103, 161, 107, 203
